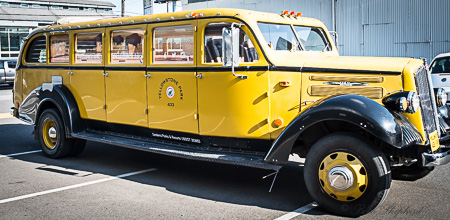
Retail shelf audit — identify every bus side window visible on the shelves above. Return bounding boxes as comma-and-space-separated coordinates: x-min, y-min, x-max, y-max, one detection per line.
50, 34, 69, 63
111, 29, 144, 64
153, 25, 194, 64
75, 32, 103, 64
204, 22, 259, 64
25, 36, 46, 63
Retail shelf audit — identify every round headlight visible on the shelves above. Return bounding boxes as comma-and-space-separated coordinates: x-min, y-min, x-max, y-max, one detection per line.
407, 91, 420, 113
435, 88, 447, 107
397, 97, 408, 112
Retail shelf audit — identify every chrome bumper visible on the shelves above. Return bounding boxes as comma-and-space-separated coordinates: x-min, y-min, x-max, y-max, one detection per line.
10, 107, 18, 118
422, 149, 450, 167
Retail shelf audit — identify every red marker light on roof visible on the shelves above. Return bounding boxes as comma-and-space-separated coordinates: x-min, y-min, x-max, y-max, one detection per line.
282, 11, 289, 15
296, 12, 302, 17
189, 12, 198, 18
290, 11, 295, 16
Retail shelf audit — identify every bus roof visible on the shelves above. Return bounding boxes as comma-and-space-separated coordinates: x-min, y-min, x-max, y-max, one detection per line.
30, 8, 323, 36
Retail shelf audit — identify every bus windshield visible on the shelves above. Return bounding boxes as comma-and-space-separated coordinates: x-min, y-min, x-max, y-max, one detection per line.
257, 22, 330, 52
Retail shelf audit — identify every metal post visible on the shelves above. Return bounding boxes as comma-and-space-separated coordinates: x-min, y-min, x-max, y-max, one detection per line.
122, 0, 125, 17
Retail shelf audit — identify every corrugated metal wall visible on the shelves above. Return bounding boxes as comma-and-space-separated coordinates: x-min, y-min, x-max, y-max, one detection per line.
182, 0, 450, 61
182, 0, 334, 29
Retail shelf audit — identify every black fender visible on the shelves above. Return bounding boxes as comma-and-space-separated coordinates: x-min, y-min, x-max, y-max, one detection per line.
264, 95, 423, 164
18, 85, 85, 137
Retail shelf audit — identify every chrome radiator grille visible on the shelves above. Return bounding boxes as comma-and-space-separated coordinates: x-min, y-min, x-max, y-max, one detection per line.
415, 66, 438, 136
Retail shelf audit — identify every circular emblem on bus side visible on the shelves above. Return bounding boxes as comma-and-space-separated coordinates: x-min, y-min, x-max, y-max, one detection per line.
166, 86, 175, 99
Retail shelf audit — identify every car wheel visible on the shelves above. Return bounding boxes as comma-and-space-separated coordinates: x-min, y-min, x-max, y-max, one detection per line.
304, 133, 391, 217
38, 108, 74, 158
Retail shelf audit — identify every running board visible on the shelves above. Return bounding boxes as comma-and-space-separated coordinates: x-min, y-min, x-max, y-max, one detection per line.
72, 130, 281, 171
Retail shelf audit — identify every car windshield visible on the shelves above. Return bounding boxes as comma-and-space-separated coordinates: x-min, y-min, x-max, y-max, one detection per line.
257, 22, 331, 52
430, 57, 450, 74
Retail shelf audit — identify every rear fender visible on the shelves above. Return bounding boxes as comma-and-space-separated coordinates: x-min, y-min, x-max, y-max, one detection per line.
18, 84, 84, 137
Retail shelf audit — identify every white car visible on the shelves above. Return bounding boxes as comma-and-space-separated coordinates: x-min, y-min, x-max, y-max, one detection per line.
0, 59, 16, 86
430, 52, 450, 102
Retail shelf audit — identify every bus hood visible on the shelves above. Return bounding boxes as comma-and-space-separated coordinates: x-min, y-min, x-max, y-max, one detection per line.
271, 54, 416, 74
301, 55, 415, 74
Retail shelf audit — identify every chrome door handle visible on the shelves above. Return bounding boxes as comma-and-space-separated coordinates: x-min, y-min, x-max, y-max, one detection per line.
103, 72, 109, 77
196, 73, 203, 79
144, 74, 151, 78
68, 71, 73, 75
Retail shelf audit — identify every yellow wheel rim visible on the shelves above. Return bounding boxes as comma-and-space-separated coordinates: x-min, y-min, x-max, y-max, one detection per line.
318, 152, 368, 202
42, 119, 58, 149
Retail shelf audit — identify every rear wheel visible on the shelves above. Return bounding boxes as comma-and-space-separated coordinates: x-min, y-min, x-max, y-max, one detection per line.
304, 133, 391, 217
38, 108, 74, 158
68, 139, 87, 156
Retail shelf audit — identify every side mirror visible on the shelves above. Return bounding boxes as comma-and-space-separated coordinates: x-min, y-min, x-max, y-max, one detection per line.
222, 23, 247, 79
329, 31, 339, 51
222, 26, 240, 67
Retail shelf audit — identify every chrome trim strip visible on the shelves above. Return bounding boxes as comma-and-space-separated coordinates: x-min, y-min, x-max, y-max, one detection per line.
422, 149, 450, 167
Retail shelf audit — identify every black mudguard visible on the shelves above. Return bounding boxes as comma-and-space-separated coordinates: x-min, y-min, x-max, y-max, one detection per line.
264, 95, 423, 164
18, 85, 84, 137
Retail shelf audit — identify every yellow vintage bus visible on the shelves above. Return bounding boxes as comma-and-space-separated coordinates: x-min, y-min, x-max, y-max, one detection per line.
11, 8, 450, 216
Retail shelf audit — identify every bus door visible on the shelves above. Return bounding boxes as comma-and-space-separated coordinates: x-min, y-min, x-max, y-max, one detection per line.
146, 21, 199, 134
196, 19, 271, 140
104, 26, 148, 127
70, 28, 107, 121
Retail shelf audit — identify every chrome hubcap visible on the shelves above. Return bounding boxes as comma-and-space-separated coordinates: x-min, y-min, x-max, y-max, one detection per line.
48, 127, 57, 139
327, 165, 354, 191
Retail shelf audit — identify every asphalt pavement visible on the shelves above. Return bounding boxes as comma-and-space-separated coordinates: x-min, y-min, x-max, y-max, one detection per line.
0, 83, 449, 219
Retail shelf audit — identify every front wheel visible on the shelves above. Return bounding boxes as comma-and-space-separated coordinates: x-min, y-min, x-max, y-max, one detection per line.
304, 133, 391, 217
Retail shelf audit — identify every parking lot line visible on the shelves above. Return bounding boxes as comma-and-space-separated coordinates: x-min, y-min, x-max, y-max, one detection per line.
273, 202, 318, 220
0, 150, 42, 159
0, 113, 12, 119
0, 168, 157, 204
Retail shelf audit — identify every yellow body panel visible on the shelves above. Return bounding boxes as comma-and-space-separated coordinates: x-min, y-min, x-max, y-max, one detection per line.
301, 73, 403, 104
15, 8, 433, 149
68, 28, 106, 121
268, 71, 301, 139
196, 18, 270, 139
68, 69, 106, 120
197, 70, 270, 139
146, 20, 198, 134
105, 70, 147, 126
147, 71, 198, 133
104, 25, 148, 126
21, 34, 48, 99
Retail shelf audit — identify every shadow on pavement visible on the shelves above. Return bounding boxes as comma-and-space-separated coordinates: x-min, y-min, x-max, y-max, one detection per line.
0, 122, 320, 214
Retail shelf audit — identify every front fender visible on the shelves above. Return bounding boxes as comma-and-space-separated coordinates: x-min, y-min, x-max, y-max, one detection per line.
264, 95, 422, 164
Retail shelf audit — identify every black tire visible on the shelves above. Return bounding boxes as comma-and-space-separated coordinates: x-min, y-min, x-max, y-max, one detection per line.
8, 83, 13, 87
304, 133, 391, 217
391, 163, 434, 181
68, 139, 87, 156
37, 108, 74, 158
